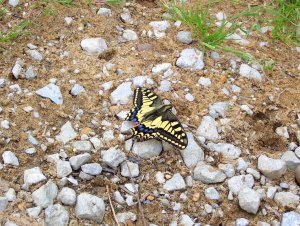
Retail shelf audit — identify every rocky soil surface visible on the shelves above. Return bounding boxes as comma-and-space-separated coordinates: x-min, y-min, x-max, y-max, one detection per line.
0, 0, 300, 226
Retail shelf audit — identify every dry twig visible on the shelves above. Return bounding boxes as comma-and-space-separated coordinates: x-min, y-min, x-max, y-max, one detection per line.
106, 185, 121, 226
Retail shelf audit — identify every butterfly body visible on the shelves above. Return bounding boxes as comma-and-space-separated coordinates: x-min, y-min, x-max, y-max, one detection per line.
124, 87, 188, 150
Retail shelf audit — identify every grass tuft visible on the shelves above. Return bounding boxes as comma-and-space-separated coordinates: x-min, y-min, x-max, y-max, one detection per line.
0, 20, 30, 43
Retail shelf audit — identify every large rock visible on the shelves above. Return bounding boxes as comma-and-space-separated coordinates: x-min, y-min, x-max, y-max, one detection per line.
180, 132, 204, 168
238, 187, 260, 214
163, 173, 186, 191
193, 162, 226, 184
274, 192, 300, 207
257, 155, 287, 179
80, 38, 108, 55
281, 211, 300, 226
132, 139, 162, 159
45, 204, 69, 226
75, 193, 105, 223
110, 82, 133, 105
207, 142, 241, 159
32, 180, 58, 208
281, 151, 300, 169
196, 116, 219, 141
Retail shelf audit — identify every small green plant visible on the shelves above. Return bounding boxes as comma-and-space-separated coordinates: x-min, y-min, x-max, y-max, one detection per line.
262, 59, 276, 71
106, 0, 124, 6
57, 0, 75, 6
0, 20, 30, 43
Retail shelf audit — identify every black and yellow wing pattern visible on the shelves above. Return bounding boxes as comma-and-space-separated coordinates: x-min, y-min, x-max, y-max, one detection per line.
125, 87, 188, 150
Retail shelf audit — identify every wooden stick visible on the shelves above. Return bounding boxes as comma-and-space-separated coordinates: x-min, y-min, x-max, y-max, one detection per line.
106, 185, 121, 226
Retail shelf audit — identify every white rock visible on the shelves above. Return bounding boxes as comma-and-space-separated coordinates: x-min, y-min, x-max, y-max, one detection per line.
207, 142, 241, 159
45, 204, 69, 226
28, 50, 43, 62
101, 147, 126, 168
72, 141, 92, 152
246, 168, 260, 180
180, 132, 204, 168
81, 163, 102, 176
152, 63, 172, 74
179, 214, 194, 226
159, 80, 171, 92
55, 121, 77, 144
132, 139, 162, 159
5, 188, 16, 202
114, 191, 125, 204
196, 116, 219, 141
26, 206, 42, 218
205, 187, 220, 200
57, 187, 76, 206
123, 29, 138, 41
266, 186, 277, 199
149, 20, 170, 31
227, 174, 254, 195
70, 84, 84, 96
156, 171, 165, 184
276, 126, 289, 138
281, 151, 300, 169
97, 8, 112, 16
75, 193, 105, 223
257, 155, 287, 179
0, 78, 5, 88
239, 64, 262, 81
204, 204, 213, 213
90, 137, 103, 150
9, 0, 19, 7
120, 121, 134, 134
132, 76, 153, 87
274, 192, 300, 207
193, 162, 226, 184
102, 130, 114, 142
121, 161, 139, 177
281, 211, 300, 226
218, 163, 235, 177
163, 173, 186, 191
185, 93, 194, 101
56, 160, 72, 178
69, 153, 91, 170
64, 16, 73, 25
24, 167, 46, 187
238, 187, 260, 214
198, 77, 211, 87
236, 158, 248, 171
231, 84, 241, 93
36, 83, 63, 104
0, 197, 8, 211
12, 59, 23, 79
176, 48, 204, 70
110, 82, 132, 105
177, 31, 193, 44
116, 212, 137, 224
241, 105, 253, 116
1, 120, 9, 129
216, 12, 227, 20
80, 38, 108, 55
209, 102, 229, 118
2, 151, 19, 166
32, 180, 58, 208
227, 33, 250, 45
235, 218, 250, 226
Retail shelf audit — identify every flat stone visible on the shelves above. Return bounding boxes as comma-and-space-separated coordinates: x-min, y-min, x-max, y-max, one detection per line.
97, 8, 112, 16
193, 162, 226, 184
57, 187, 76, 206
27, 50, 43, 62
121, 161, 139, 177
180, 214, 194, 226
205, 187, 220, 200
198, 77, 211, 87
26, 206, 42, 218
32, 180, 58, 208
163, 173, 186, 191
75, 193, 105, 223
257, 155, 287, 179
281, 211, 300, 226
45, 204, 69, 226
12, 59, 23, 79
2, 151, 19, 166
132, 76, 153, 87
196, 116, 219, 141
235, 218, 250, 226
159, 80, 171, 92
81, 163, 102, 176
207, 142, 241, 159
0, 197, 8, 211
25, 66, 36, 80
55, 121, 78, 144
227, 174, 254, 195
132, 139, 162, 159
110, 82, 132, 105
281, 151, 300, 169
218, 163, 235, 177
36, 83, 63, 104
176, 48, 204, 70
274, 192, 300, 207
5, 188, 16, 202
24, 167, 46, 187
69, 153, 91, 170
101, 147, 126, 168
116, 212, 137, 224
208, 102, 229, 118
72, 141, 92, 152
238, 187, 260, 214
152, 63, 172, 74
275, 126, 289, 138
177, 31, 193, 44
149, 20, 170, 31
239, 64, 262, 81
123, 29, 138, 41
80, 38, 108, 55
9, 0, 19, 7
90, 137, 103, 150
56, 160, 72, 178
70, 84, 84, 96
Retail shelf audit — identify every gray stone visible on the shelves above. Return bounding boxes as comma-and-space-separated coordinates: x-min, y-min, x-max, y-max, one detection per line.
149, 20, 170, 31
274, 192, 299, 207
1, 120, 9, 129
0, 78, 5, 88
97, 7, 112, 16
275, 126, 289, 138
231, 84, 241, 93
55, 121, 78, 144
5, 188, 16, 201
241, 105, 253, 116
36, 83, 63, 105
114, 191, 125, 204
25, 66, 36, 80
180, 132, 204, 168
26, 206, 42, 218
176, 48, 204, 70
211, 51, 220, 61
281, 211, 300, 226
185, 93, 194, 101
163, 173, 186, 191
132, 139, 162, 159
0, 197, 8, 211
102, 130, 114, 142
236, 158, 248, 171
57, 187, 76, 206
80, 38, 108, 55
179, 214, 194, 226
81, 163, 102, 176
159, 80, 171, 92
2, 151, 19, 166
28, 50, 43, 62
64, 16, 72, 25
56, 160, 72, 178
101, 147, 126, 168
72, 141, 92, 152
69, 153, 91, 170
75, 193, 105, 223
116, 212, 137, 224
79, 171, 94, 180
196, 116, 219, 141
207, 142, 241, 159
205, 187, 220, 200
177, 31, 193, 44
110, 82, 132, 105
3, 221, 18, 226
121, 161, 139, 177
208, 102, 229, 118
257, 155, 287, 179
281, 151, 300, 169
24, 167, 46, 187
218, 163, 235, 177
12, 59, 23, 79
152, 63, 172, 74
156, 171, 165, 184
227, 174, 254, 195
239, 64, 262, 81
120, 9, 132, 23
9, 0, 19, 7
45, 204, 69, 226
123, 29, 138, 41
246, 168, 260, 180
120, 121, 134, 134
193, 162, 226, 184
198, 77, 211, 87
132, 76, 153, 87
235, 218, 250, 226
90, 137, 103, 150
32, 180, 58, 208
238, 187, 260, 214
70, 84, 84, 96
266, 186, 277, 199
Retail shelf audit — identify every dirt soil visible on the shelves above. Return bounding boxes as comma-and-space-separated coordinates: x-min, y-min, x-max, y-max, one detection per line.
0, 0, 300, 225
